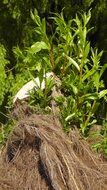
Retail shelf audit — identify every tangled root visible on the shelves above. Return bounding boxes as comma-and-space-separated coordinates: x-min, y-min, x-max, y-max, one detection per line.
0, 105, 107, 189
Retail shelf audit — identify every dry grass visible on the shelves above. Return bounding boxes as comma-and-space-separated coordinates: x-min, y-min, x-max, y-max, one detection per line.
0, 103, 107, 189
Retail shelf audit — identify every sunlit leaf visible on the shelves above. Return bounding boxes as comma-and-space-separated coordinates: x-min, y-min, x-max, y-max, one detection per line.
99, 89, 107, 99
70, 83, 78, 95
65, 55, 80, 71
87, 119, 97, 126
100, 64, 107, 78
65, 113, 75, 121
82, 69, 96, 81
93, 72, 100, 91
84, 42, 90, 58
31, 9, 41, 26
81, 93, 98, 101
30, 41, 49, 54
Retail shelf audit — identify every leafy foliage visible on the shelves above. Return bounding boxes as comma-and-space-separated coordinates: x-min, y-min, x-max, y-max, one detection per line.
29, 76, 54, 108
92, 120, 107, 155
0, 1, 107, 155
0, 119, 15, 145
10, 9, 107, 136
0, 44, 8, 106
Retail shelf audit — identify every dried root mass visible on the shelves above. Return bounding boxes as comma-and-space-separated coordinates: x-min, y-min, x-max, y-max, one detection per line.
0, 105, 107, 189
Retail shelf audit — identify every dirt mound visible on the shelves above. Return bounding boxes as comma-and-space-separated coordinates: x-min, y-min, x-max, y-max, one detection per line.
0, 103, 107, 189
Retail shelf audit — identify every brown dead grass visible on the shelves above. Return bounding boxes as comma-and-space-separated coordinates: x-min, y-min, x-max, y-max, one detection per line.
0, 102, 107, 189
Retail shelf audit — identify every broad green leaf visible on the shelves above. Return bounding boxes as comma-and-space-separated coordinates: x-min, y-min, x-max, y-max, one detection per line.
81, 93, 98, 101
30, 41, 49, 54
84, 42, 90, 58
99, 89, 107, 99
70, 84, 78, 95
65, 55, 80, 71
93, 72, 100, 91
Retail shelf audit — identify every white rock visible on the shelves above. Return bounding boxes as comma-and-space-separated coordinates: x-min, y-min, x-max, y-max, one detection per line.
13, 72, 54, 103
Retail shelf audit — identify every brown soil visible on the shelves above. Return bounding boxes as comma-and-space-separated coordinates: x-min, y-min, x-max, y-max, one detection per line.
0, 101, 107, 190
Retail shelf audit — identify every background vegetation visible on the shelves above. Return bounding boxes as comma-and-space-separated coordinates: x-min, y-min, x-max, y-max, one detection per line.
0, 0, 107, 154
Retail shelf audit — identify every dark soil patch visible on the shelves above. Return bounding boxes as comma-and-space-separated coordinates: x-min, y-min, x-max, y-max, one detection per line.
0, 101, 107, 189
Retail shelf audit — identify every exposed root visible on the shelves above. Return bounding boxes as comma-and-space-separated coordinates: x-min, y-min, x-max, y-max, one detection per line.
0, 105, 107, 189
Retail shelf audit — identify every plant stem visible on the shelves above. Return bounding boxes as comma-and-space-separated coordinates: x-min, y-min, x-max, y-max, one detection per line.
49, 44, 55, 70
83, 100, 96, 133
80, 57, 84, 81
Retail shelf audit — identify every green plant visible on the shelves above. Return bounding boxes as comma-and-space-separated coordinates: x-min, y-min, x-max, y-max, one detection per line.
92, 120, 107, 155
11, 9, 107, 136
48, 10, 107, 134
0, 119, 15, 145
29, 75, 54, 108
0, 44, 9, 106
0, 1, 107, 150
8, 9, 56, 105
